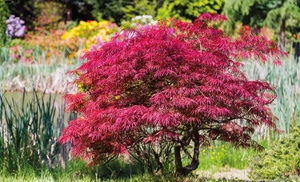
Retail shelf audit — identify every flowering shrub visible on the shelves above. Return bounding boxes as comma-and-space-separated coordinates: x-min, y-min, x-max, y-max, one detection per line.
6, 15, 27, 38
9, 45, 34, 64
22, 21, 81, 62
7, 22, 79, 64
34, 1, 66, 31
59, 13, 285, 176
6, 2, 78, 64
90, 16, 157, 51
61, 20, 119, 50
121, 15, 157, 30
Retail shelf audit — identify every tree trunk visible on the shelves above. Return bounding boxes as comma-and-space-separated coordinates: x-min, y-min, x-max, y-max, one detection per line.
153, 149, 163, 173
279, 0, 286, 50
174, 144, 183, 174
279, 18, 286, 50
174, 130, 200, 176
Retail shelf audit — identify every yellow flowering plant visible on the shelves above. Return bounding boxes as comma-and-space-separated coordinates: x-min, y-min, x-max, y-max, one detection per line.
62, 20, 119, 50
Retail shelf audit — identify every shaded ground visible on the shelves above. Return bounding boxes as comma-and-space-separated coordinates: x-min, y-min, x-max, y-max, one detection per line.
196, 168, 250, 181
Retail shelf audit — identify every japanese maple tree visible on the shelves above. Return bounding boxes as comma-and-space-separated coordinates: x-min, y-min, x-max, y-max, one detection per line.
59, 13, 285, 176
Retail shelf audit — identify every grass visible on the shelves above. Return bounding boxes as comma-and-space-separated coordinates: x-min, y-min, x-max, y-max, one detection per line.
197, 142, 259, 171
0, 171, 243, 182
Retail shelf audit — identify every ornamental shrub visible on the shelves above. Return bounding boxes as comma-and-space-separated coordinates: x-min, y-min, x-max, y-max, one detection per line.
249, 124, 300, 180
59, 13, 285, 176
6, 15, 26, 38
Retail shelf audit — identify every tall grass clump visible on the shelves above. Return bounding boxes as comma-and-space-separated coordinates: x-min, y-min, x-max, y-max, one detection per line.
0, 89, 72, 175
0, 47, 10, 64
243, 56, 300, 139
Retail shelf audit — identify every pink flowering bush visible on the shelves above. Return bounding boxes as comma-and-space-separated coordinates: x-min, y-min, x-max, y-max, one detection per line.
9, 45, 34, 64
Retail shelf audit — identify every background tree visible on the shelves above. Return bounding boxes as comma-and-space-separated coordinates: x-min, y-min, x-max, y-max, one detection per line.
264, 0, 300, 49
6, 0, 37, 31
83, 0, 125, 23
59, 14, 284, 176
222, 0, 300, 50
63, 0, 94, 22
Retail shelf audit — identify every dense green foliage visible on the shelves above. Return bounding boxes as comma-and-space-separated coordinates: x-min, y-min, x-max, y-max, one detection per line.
84, 0, 127, 23
0, 0, 10, 47
5, 0, 37, 31
85, 0, 224, 24
249, 124, 300, 180
156, 0, 223, 21
222, 0, 300, 49
222, 0, 268, 31
121, 0, 160, 21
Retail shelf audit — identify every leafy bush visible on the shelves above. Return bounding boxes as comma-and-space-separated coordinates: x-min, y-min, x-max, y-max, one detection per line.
59, 13, 284, 176
33, 1, 66, 31
249, 124, 300, 180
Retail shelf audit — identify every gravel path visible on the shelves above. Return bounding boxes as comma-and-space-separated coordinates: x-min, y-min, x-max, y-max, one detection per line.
196, 168, 250, 181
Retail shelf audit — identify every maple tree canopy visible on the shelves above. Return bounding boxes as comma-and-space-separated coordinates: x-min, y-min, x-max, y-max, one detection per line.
59, 13, 285, 175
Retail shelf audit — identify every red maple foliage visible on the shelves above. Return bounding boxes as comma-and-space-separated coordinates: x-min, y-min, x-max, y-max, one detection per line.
59, 13, 285, 175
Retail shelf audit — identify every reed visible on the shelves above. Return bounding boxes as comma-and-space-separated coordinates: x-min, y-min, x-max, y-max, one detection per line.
243, 56, 300, 139
0, 49, 82, 93
0, 88, 72, 174
0, 46, 9, 64
0, 44, 84, 92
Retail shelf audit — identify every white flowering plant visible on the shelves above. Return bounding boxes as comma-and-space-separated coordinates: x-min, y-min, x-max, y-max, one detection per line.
121, 15, 157, 30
